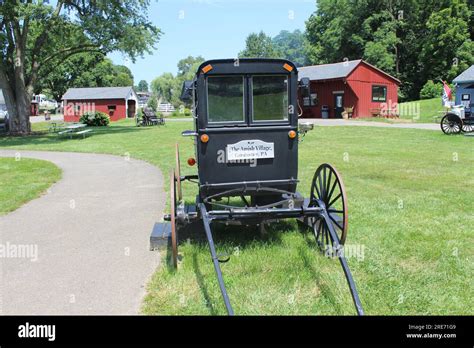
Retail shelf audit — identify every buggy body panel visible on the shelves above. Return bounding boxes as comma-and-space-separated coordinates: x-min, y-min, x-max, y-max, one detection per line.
190, 59, 299, 199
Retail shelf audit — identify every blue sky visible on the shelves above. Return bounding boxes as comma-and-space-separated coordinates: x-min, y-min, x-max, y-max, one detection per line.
109, 0, 316, 85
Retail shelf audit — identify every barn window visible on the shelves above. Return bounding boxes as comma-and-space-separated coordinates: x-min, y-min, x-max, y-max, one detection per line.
108, 105, 117, 111
74, 104, 81, 112
372, 85, 387, 102
462, 94, 470, 101
207, 76, 244, 123
251, 75, 288, 122
303, 93, 318, 107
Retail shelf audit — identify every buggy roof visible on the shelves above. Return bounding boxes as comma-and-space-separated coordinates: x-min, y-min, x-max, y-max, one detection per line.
196, 58, 297, 77
453, 65, 474, 84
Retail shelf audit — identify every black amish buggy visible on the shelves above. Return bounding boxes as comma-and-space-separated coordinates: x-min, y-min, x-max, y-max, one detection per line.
150, 58, 364, 315
136, 107, 165, 127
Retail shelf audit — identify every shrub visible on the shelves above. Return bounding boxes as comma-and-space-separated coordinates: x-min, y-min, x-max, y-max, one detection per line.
420, 80, 443, 100
147, 96, 157, 112
80, 111, 110, 126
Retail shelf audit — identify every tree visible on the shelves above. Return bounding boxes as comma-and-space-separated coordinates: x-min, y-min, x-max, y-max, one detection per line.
137, 80, 149, 93
420, 0, 474, 84
177, 56, 205, 77
0, 1, 160, 134
272, 30, 308, 67
150, 73, 176, 103
39, 55, 135, 101
112, 65, 134, 86
239, 31, 279, 58
147, 94, 157, 111
304, 0, 473, 101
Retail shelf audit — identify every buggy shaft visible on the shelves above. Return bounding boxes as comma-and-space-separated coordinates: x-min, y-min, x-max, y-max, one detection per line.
199, 203, 234, 315
321, 211, 365, 316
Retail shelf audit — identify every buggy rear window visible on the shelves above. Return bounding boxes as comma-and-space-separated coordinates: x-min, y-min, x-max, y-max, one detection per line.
207, 76, 244, 123
252, 75, 289, 122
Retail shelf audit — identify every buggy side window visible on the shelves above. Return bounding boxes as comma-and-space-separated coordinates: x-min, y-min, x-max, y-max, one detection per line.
207, 76, 244, 123
252, 75, 289, 122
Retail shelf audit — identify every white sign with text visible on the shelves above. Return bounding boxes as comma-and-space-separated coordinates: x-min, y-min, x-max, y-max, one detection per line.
226, 140, 274, 161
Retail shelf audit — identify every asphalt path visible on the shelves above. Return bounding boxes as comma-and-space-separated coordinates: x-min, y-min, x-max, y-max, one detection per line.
0, 150, 164, 314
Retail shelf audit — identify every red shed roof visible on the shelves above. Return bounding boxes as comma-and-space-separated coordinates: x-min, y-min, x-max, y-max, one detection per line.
298, 60, 400, 84
62, 86, 135, 100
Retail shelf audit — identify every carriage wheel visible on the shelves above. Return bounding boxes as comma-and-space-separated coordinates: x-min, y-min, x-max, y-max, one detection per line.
461, 122, 474, 133
170, 169, 178, 269
310, 163, 348, 251
175, 143, 182, 202
441, 114, 462, 135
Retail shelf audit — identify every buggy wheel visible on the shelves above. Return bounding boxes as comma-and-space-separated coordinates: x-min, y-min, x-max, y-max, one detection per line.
170, 169, 178, 268
461, 121, 474, 133
441, 114, 462, 135
310, 163, 348, 251
175, 143, 182, 201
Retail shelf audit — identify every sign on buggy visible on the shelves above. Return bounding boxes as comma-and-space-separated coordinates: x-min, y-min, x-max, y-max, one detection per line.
226, 139, 274, 161
150, 58, 364, 316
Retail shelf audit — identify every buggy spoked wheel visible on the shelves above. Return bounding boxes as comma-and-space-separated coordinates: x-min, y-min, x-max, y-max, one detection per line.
441, 114, 462, 135
175, 143, 182, 201
310, 163, 348, 252
461, 122, 474, 133
170, 169, 178, 269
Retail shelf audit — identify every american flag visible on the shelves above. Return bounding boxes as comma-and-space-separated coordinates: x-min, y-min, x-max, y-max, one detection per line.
442, 80, 452, 107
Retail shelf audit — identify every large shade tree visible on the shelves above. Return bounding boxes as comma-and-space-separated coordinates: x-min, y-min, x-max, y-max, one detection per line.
40, 54, 136, 101
305, 0, 473, 101
0, 0, 160, 134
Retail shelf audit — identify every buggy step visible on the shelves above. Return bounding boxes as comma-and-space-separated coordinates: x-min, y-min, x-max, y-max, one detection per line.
150, 222, 172, 251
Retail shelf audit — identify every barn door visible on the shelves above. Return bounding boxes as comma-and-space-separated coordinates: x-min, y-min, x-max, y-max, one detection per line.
334, 93, 344, 118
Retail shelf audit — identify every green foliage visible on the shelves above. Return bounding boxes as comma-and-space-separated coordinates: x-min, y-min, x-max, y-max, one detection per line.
419, 81, 443, 100
305, 0, 474, 101
111, 65, 134, 87
0, 0, 160, 133
39, 55, 135, 101
137, 80, 149, 93
177, 56, 205, 77
239, 31, 279, 58
79, 111, 110, 127
150, 73, 177, 104
272, 30, 309, 67
420, 0, 474, 83
150, 56, 205, 108
147, 95, 158, 112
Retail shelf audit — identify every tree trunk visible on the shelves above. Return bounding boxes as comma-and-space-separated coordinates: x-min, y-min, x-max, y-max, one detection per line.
10, 85, 31, 135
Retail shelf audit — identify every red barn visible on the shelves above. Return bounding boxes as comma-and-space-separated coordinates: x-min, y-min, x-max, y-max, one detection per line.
62, 87, 138, 122
298, 60, 400, 118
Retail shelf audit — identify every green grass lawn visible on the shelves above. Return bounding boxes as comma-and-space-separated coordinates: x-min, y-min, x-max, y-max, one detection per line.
0, 119, 472, 315
0, 157, 61, 215
399, 97, 446, 123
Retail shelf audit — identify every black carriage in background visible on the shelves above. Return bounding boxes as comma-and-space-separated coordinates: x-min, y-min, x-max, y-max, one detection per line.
136, 107, 165, 126
150, 58, 364, 315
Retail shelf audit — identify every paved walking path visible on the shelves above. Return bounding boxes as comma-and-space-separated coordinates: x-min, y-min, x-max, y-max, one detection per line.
0, 150, 164, 314
166, 117, 440, 130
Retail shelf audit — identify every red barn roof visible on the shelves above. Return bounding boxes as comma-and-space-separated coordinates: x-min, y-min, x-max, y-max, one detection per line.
298, 60, 400, 84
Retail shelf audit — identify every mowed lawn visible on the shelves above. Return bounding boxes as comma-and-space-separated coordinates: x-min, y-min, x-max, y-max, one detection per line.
0, 119, 472, 314
0, 157, 61, 215
399, 97, 446, 123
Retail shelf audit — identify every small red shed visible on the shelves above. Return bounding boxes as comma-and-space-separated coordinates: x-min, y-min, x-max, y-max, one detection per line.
298, 60, 400, 118
62, 86, 138, 122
